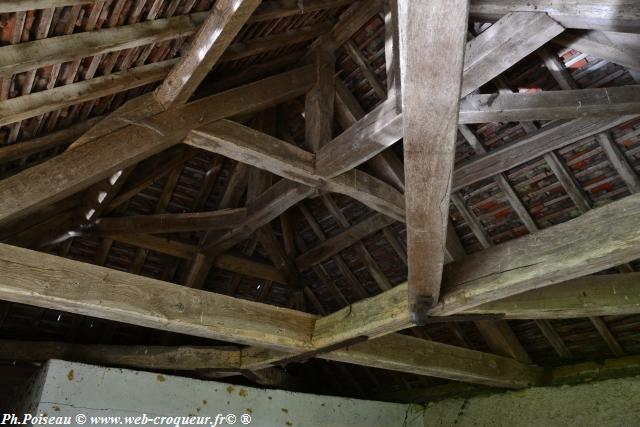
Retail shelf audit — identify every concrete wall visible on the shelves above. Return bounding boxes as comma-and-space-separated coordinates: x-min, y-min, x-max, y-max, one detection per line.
18, 360, 423, 427
422, 375, 640, 427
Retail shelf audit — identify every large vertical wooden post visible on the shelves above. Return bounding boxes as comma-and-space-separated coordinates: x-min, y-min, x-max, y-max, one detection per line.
399, 0, 470, 324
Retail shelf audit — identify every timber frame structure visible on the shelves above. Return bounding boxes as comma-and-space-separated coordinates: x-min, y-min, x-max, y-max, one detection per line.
1, 0, 640, 401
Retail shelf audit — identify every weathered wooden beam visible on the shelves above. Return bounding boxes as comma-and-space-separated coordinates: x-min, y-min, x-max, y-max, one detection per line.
597, 132, 640, 194
0, 1, 96, 13
0, 340, 241, 371
0, 243, 544, 388
398, 0, 469, 317
469, 1, 640, 33
0, 243, 315, 351
475, 320, 532, 363
295, 214, 396, 272
155, 0, 261, 107
333, 77, 405, 192
321, 333, 545, 389
315, 96, 402, 176
202, 179, 316, 258
92, 209, 247, 235
459, 85, 640, 123
317, 0, 383, 51
185, 120, 407, 222
554, 30, 640, 71
465, 273, 640, 319
304, 48, 335, 153
314, 12, 565, 182
589, 316, 626, 358
0, 67, 314, 228
0, 59, 176, 127
463, 12, 565, 97
0, 13, 208, 78
453, 115, 637, 192
0, 117, 101, 165
431, 192, 640, 316
344, 40, 386, 99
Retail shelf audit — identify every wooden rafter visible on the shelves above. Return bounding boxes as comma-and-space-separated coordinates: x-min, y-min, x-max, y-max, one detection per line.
154, 0, 261, 107
0, 67, 315, 227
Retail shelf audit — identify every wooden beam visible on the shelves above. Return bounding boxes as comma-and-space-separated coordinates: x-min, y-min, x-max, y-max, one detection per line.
469, 1, 640, 33
459, 85, 640, 123
597, 132, 640, 194
589, 317, 626, 358
344, 40, 387, 99
333, 77, 405, 192
314, 13, 566, 183
99, 232, 291, 286
0, 243, 315, 352
304, 48, 335, 153
0, 117, 101, 165
0, 243, 543, 388
0, 13, 208, 78
463, 12, 564, 97
155, 0, 261, 107
185, 120, 407, 222
295, 214, 396, 272
0, 59, 176, 127
453, 115, 637, 192
431, 191, 640, 316
202, 179, 316, 258
0, 1, 96, 13
315, 96, 402, 176
554, 30, 640, 71
475, 320, 532, 363
0, 340, 241, 371
0, 66, 314, 227
398, 0, 469, 317
465, 273, 640, 319
321, 333, 545, 389
92, 209, 247, 235
536, 320, 573, 359
538, 46, 579, 91
316, 0, 383, 51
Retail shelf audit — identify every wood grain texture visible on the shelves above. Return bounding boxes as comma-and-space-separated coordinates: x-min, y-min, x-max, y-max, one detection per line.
0, 243, 315, 351
316, 96, 402, 176
0, 340, 241, 371
155, 0, 261, 107
432, 191, 640, 315
0, 13, 206, 78
321, 333, 545, 389
597, 132, 640, 193
465, 273, 640, 319
462, 12, 565, 97
554, 30, 640, 71
0, 117, 101, 164
453, 115, 637, 192
0, 60, 176, 126
304, 47, 335, 152
186, 120, 408, 224
399, 0, 469, 314
459, 85, 640, 123
470, 0, 640, 32
0, 67, 314, 227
